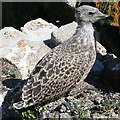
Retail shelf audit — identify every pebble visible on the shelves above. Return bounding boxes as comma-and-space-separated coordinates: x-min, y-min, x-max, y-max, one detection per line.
60, 113, 71, 118
94, 96, 103, 104
60, 105, 66, 112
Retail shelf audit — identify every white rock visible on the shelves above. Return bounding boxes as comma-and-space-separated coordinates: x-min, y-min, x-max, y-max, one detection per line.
0, 27, 28, 57
6, 40, 50, 79
51, 21, 78, 45
96, 41, 107, 56
0, 92, 7, 105
21, 18, 58, 42
64, 0, 78, 8
0, 18, 56, 79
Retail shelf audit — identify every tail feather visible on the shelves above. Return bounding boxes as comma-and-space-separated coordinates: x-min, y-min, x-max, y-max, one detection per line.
3, 77, 41, 109
13, 101, 24, 109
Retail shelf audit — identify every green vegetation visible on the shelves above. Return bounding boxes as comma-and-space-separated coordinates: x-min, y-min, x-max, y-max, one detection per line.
98, 89, 103, 94
75, 107, 88, 119
22, 110, 37, 119
102, 96, 120, 110
75, 101, 88, 118
5, 71, 19, 77
22, 105, 46, 119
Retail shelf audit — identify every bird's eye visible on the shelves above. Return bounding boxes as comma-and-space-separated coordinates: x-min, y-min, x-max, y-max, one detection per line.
89, 12, 94, 15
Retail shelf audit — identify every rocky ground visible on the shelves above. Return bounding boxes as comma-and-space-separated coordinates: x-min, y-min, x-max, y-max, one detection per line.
1, 53, 120, 119
38, 87, 120, 119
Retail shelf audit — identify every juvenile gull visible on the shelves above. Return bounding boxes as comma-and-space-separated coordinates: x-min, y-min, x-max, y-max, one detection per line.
4, 5, 109, 109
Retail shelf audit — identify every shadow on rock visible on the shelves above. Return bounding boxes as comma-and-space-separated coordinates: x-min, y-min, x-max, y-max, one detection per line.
85, 57, 120, 93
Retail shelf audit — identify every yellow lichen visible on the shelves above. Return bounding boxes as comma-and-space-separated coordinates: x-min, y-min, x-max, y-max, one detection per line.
49, 115, 53, 118
94, 1, 120, 27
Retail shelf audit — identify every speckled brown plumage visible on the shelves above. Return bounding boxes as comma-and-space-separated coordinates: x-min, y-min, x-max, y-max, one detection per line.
11, 5, 108, 109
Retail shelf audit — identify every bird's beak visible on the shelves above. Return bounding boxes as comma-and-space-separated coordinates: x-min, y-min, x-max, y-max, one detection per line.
98, 12, 109, 19
95, 12, 114, 25
98, 12, 114, 23
106, 15, 114, 20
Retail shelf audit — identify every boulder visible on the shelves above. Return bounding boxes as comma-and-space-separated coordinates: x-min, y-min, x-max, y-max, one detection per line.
21, 18, 58, 42
0, 18, 57, 79
6, 40, 51, 79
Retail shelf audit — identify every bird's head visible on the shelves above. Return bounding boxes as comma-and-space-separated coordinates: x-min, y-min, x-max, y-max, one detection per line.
75, 5, 109, 24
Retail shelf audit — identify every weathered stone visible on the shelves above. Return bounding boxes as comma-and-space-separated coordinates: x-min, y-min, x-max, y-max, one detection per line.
94, 96, 103, 104
21, 18, 58, 42
0, 19, 56, 79
0, 27, 28, 57
111, 111, 118, 118
91, 112, 107, 119
6, 40, 51, 79
60, 105, 67, 112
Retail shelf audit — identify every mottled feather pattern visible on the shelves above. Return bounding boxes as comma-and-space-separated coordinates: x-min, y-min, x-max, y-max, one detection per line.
22, 30, 96, 108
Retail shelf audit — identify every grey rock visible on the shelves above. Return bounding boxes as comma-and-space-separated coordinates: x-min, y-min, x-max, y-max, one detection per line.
111, 112, 118, 118
91, 112, 107, 119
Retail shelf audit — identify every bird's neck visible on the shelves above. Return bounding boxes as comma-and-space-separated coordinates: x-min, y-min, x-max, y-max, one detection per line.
76, 21, 94, 35
74, 21, 95, 48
